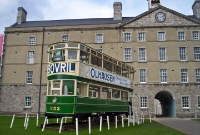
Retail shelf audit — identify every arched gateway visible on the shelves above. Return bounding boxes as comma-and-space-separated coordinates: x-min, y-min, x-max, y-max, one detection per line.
155, 91, 176, 118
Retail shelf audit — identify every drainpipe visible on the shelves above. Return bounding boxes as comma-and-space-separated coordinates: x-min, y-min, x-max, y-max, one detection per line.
38, 27, 45, 116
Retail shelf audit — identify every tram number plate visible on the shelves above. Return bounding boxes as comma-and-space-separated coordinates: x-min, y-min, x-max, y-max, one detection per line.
50, 106, 60, 111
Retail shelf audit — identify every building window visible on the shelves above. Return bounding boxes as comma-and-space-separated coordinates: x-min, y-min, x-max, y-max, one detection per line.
182, 96, 189, 108
123, 33, 131, 42
159, 47, 166, 61
124, 48, 132, 62
181, 69, 188, 83
194, 47, 200, 61
26, 71, 33, 84
198, 96, 200, 108
25, 97, 31, 107
138, 32, 145, 41
139, 69, 146, 83
29, 37, 36, 45
96, 34, 103, 43
179, 47, 187, 61
196, 69, 200, 82
27, 51, 34, 64
178, 32, 185, 40
158, 32, 165, 41
160, 69, 167, 83
140, 97, 147, 108
192, 31, 199, 40
138, 48, 146, 61
62, 35, 69, 42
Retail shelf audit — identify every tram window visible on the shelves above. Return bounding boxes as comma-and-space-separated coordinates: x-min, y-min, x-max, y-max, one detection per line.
115, 66, 121, 75
80, 50, 89, 64
62, 80, 74, 95
121, 91, 128, 101
68, 44, 78, 48
55, 44, 65, 48
77, 82, 87, 96
52, 90, 60, 95
91, 55, 98, 66
103, 61, 112, 72
122, 68, 129, 78
112, 89, 120, 100
68, 50, 77, 60
89, 85, 100, 98
47, 81, 51, 95
53, 80, 60, 88
101, 87, 111, 99
80, 45, 84, 50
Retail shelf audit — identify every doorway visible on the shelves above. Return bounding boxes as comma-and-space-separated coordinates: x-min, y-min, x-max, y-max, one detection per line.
155, 91, 176, 117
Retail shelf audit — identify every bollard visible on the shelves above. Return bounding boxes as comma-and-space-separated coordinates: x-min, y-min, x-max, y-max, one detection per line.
107, 116, 110, 130
36, 114, 38, 126
88, 117, 91, 134
76, 118, 78, 135
25, 115, 30, 130
133, 115, 135, 126
115, 116, 117, 129
57, 118, 59, 123
137, 115, 140, 125
65, 117, 67, 123
59, 117, 64, 134
42, 117, 47, 132
143, 115, 144, 123
10, 114, 15, 128
122, 116, 124, 127
149, 114, 151, 123
128, 115, 130, 127
24, 114, 27, 127
99, 116, 102, 132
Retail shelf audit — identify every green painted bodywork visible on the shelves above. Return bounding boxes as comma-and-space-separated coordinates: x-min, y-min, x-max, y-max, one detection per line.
46, 96, 129, 115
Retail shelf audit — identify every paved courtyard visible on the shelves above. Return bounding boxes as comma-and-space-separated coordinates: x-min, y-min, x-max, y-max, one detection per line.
153, 118, 200, 135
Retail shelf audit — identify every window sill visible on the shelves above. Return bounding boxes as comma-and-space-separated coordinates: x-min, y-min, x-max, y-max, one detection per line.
23, 107, 32, 109
137, 61, 147, 63
181, 108, 191, 110
95, 42, 104, 44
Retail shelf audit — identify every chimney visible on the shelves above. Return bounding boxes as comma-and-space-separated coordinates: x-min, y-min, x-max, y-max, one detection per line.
16, 7, 27, 24
148, 0, 161, 10
113, 2, 122, 20
192, 0, 200, 18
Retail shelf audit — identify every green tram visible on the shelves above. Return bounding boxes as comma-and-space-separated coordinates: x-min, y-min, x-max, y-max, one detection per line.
45, 41, 135, 120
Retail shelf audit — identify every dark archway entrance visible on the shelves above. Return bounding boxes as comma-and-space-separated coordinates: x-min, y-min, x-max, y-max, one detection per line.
155, 91, 176, 117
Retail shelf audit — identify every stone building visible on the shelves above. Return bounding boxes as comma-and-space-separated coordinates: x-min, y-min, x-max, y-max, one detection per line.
0, 0, 200, 117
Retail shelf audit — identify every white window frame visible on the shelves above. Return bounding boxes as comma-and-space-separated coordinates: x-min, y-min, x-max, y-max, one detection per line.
181, 69, 188, 83
181, 96, 190, 109
139, 69, 147, 83
25, 97, 31, 107
26, 71, 33, 84
158, 32, 166, 41
123, 32, 132, 42
159, 47, 167, 61
198, 96, 200, 108
179, 47, 187, 61
95, 33, 104, 43
27, 51, 35, 64
192, 31, 199, 40
140, 97, 147, 108
196, 68, 200, 82
62, 34, 69, 42
160, 69, 167, 83
178, 31, 185, 41
138, 32, 146, 42
138, 48, 146, 61
124, 48, 132, 62
194, 47, 200, 61
29, 36, 36, 45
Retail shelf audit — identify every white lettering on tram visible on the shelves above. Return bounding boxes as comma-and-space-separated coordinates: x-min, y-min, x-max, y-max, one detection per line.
48, 63, 75, 73
90, 68, 131, 88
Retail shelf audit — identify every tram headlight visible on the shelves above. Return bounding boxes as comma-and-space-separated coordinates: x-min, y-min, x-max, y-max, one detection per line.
52, 97, 57, 103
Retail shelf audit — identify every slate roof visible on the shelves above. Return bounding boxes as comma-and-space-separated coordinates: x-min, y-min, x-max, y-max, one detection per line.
12, 17, 133, 28
11, 5, 200, 28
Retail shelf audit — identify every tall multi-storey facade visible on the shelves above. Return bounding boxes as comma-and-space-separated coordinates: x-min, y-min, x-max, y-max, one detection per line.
0, 0, 200, 117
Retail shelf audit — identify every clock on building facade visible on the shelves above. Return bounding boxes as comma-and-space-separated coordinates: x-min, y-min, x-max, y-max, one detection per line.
155, 12, 166, 22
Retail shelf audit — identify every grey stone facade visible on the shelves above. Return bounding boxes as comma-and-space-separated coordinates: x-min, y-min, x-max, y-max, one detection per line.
16, 7, 27, 24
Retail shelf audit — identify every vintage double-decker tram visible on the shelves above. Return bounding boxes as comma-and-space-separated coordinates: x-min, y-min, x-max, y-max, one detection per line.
45, 41, 135, 120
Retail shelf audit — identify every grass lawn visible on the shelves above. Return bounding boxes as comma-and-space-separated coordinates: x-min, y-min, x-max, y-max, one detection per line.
0, 115, 186, 135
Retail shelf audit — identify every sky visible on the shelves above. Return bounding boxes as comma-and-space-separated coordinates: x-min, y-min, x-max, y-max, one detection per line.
0, 0, 195, 34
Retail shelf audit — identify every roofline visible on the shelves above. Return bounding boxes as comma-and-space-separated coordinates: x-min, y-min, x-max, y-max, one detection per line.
117, 5, 200, 28
192, 1, 200, 9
